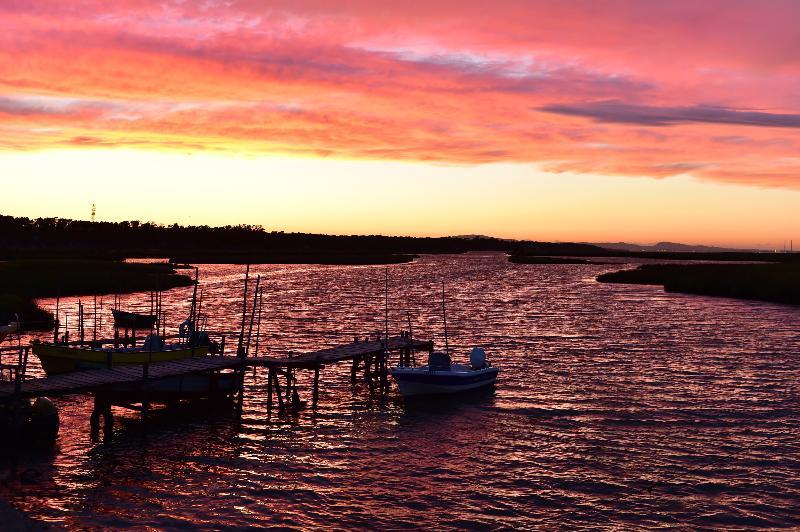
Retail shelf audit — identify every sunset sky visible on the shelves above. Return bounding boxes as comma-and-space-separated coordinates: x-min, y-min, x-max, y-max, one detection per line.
1, 1, 799, 248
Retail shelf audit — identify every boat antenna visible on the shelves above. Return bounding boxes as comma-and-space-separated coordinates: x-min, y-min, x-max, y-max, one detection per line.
237, 264, 250, 356
189, 267, 199, 324
441, 280, 449, 355
53, 291, 60, 344
384, 268, 389, 351
245, 275, 261, 357
254, 285, 264, 356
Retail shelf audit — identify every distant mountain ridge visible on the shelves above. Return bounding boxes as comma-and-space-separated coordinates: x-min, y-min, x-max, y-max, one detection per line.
592, 241, 758, 253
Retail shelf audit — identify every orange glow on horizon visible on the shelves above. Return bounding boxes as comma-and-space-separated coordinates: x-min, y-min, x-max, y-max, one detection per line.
1, 2, 799, 246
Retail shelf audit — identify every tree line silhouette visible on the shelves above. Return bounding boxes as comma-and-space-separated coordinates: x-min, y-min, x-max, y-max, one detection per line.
0, 215, 606, 262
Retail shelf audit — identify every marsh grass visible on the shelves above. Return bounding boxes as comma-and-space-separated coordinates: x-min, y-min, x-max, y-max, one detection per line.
0, 260, 193, 329
598, 263, 800, 306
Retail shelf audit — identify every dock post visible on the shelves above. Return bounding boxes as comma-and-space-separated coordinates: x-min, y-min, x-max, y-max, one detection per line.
90, 394, 114, 441
350, 356, 360, 384
235, 365, 245, 416
267, 367, 273, 417
284, 369, 292, 403
271, 369, 284, 410
363, 353, 372, 383
141, 363, 150, 425
312, 365, 320, 407
380, 353, 388, 391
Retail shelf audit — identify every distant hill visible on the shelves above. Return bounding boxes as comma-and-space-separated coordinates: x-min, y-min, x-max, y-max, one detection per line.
593, 241, 757, 253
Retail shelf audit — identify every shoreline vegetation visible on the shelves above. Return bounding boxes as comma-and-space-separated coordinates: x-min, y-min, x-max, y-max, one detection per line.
2, 214, 800, 319
0, 260, 193, 331
597, 263, 800, 306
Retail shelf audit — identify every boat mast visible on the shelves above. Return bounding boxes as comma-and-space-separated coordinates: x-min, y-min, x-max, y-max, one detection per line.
237, 264, 250, 356
441, 281, 449, 355
189, 267, 199, 326
384, 268, 389, 349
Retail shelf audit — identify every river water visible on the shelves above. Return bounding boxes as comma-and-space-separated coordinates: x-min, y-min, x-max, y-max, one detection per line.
3, 253, 800, 529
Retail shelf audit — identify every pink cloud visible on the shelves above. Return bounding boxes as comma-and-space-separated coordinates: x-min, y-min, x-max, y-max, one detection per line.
1, 1, 800, 187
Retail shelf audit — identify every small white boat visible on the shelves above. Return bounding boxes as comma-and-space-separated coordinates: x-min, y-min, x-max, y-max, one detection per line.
390, 347, 499, 397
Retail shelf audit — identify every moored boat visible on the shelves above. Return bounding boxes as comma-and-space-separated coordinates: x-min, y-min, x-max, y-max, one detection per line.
390, 347, 499, 397
112, 309, 158, 330
32, 338, 209, 375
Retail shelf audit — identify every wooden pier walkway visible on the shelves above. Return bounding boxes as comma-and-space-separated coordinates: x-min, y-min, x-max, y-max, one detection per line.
0, 356, 242, 400
0, 334, 433, 440
0, 335, 432, 403
248, 336, 433, 368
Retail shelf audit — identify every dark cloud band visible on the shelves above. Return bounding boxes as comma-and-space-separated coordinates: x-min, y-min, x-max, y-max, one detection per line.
540, 101, 800, 128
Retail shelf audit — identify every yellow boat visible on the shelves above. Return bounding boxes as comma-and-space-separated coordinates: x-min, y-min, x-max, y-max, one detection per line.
32, 342, 208, 376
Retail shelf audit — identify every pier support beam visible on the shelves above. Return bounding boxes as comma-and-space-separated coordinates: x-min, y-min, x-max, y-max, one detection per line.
90, 395, 114, 441
267, 367, 273, 417
350, 356, 361, 384
271, 369, 284, 410
235, 367, 245, 416
312, 365, 320, 407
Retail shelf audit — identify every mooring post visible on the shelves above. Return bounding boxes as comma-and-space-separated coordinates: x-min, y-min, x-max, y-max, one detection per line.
312, 364, 320, 407
284, 369, 292, 403
90, 394, 113, 441
363, 353, 372, 382
236, 365, 245, 416
267, 367, 273, 417
272, 369, 284, 409
141, 363, 150, 424
380, 353, 389, 391
350, 356, 360, 384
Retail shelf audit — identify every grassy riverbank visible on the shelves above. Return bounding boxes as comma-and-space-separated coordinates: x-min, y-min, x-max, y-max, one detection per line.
0, 260, 193, 330
597, 263, 800, 306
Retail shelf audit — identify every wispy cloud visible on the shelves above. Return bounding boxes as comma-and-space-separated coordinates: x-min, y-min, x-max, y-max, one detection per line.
2, 1, 800, 187
541, 101, 800, 129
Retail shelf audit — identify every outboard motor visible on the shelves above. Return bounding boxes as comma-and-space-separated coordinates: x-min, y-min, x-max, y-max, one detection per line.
143, 334, 164, 351
428, 351, 451, 371
470, 347, 487, 370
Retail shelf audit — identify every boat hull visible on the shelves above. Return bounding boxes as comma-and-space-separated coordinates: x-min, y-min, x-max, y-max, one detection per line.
390, 366, 499, 396
112, 309, 157, 329
32, 343, 208, 375
102, 372, 239, 401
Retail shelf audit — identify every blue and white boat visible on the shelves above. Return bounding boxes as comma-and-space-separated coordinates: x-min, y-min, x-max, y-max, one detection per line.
390, 347, 499, 397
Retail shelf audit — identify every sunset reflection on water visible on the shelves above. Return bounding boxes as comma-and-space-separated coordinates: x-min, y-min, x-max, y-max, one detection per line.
4, 253, 800, 528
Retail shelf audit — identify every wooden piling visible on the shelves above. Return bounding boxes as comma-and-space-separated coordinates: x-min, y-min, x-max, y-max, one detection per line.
90, 394, 113, 441
312, 365, 320, 407
267, 367, 273, 417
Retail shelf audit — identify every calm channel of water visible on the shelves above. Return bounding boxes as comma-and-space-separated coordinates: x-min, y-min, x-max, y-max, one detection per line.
3, 253, 800, 528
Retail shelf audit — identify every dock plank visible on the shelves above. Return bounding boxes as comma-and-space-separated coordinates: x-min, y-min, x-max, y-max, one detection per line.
0, 336, 431, 400
247, 336, 432, 368
0, 356, 242, 400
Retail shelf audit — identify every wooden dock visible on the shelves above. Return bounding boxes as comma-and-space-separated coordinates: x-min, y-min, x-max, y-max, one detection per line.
247, 334, 433, 415
0, 334, 433, 441
248, 335, 433, 368
0, 356, 242, 401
